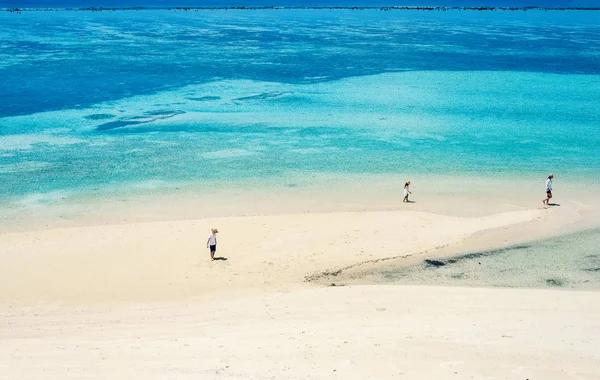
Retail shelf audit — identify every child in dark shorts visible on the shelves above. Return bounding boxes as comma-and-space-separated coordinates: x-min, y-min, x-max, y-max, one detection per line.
206, 228, 218, 260
542, 174, 554, 206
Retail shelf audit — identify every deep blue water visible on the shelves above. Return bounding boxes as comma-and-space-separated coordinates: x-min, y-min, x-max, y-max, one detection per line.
0, 9, 599, 203
1, 10, 599, 117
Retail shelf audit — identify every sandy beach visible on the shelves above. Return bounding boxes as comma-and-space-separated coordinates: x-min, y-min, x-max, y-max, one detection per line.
2, 185, 595, 306
2, 285, 600, 380
0, 207, 545, 305
2, 186, 600, 379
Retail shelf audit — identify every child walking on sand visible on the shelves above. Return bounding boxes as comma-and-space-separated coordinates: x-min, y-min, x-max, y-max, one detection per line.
403, 181, 412, 203
542, 174, 554, 206
206, 228, 218, 261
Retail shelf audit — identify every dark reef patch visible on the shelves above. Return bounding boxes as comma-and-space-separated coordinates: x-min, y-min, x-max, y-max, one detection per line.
546, 278, 564, 287
96, 120, 146, 131
446, 252, 487, 264
422, 244, 532, 269
582, 254, 600, 272
234, 92, 285, 101
85, 113, 115, 120
95, 110, 185, 131
144, 109, 185, 116
187, 96, 221, 101
424, 260, 445, 268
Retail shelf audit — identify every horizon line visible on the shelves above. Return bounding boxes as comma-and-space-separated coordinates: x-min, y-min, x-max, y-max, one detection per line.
3, 5, 600, 12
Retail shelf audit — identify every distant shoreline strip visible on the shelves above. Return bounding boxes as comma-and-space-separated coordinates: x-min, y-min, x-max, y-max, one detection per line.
3, 6, 600, 13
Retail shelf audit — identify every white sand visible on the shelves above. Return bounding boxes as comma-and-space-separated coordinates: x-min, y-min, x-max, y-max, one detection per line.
2, 189, 600, 379
1, 208, 546, 305
2, 286, 600, 380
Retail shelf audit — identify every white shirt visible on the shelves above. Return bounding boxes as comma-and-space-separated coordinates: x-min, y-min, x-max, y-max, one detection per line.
545, 179, 552, 192
208, 233, 217, 246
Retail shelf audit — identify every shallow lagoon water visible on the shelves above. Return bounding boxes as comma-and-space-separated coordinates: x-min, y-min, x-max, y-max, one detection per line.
0, 10, 599, 212
373, 228, 600, 289
1, 9, 600, 206
1, 69, 599, 203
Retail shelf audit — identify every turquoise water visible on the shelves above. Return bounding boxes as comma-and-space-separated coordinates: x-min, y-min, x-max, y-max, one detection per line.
367, 228, 600, 289
1, 10, 600, 205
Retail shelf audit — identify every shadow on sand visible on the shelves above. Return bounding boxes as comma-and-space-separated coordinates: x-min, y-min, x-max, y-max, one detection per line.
213, 257, 228, 261
548, 203, 561, 207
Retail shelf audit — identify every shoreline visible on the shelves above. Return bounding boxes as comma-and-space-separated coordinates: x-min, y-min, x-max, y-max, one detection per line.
2, 183, 599, 307
2, 172, 599, 233
2, 173, 600, 307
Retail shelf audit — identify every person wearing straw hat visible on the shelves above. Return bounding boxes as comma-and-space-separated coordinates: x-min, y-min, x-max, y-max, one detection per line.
403, 181, 412, 203
206, 228, 218, 261
542, 174, 554, 206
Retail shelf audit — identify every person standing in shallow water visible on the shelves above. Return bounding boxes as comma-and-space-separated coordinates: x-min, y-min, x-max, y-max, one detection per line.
543, 174, 554, 206
206, 228, 218, 261
403, 181, 412, 203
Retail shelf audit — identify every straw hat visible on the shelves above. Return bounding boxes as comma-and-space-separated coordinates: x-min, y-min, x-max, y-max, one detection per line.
211, 228, 218, 233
